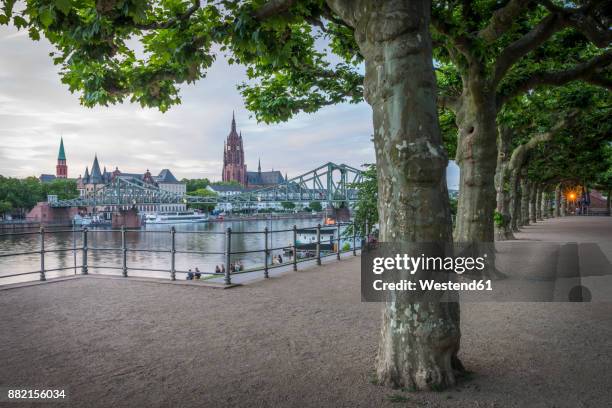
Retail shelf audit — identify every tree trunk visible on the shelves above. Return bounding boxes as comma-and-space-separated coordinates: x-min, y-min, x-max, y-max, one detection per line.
328, 0, 461, 390
454, 75, 497, 242
510, 169, 521, 231
540, 189, 548, 219
607, 189, 611, 214
520, 171, 530, 226
529, 183, 537, 223
560, 188, 567, 216
494, 127, 514, 240
535, 186, 543, 220
554, 184, 561, 217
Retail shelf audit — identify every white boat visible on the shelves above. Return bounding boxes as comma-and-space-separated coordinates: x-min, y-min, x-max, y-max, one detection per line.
73, 214, 92, 226
145, 211, 208, 224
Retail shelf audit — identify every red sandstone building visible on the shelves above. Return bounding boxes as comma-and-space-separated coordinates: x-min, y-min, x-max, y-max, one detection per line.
222, 113, 285, 188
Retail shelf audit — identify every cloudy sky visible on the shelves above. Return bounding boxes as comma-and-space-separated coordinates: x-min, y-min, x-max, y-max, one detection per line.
0, 23, 459, 188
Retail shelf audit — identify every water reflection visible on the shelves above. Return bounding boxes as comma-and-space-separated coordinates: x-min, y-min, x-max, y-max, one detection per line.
0, 218, 325, 284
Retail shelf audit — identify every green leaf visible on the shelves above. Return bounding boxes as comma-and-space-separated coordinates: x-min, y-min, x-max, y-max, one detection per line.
39, 8, 55, 28
28, 27, 40, 41
0, 15, 9, 25
54, 0, 71, 15
13, 15, 27, 28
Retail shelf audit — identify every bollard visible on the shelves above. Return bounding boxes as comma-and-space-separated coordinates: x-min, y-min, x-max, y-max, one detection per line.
264, 227, 269, 278
336, 222, 341, 260
316, 224, 321, 266
352, 222, 357, 256
293, 225, 298, 271
224, 227, 232, 285
39, 227, 46, 281
121, 226, 128, 277
170, 227, 176, 281
81, 228, 88, 275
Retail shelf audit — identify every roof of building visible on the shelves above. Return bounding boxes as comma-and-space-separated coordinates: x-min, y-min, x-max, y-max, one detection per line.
247, 170, 284, 186
156, 169, 179, 184
39, 174, 57, 183
90, 155, 103, 183
57, 138, 66, 161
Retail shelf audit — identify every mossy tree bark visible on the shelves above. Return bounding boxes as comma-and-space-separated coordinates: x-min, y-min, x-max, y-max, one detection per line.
535, 186, 543, 220
529, 184, 538, 223
520, 170, 530, 226
328, 0, 461, 391
494, 126, 514, 240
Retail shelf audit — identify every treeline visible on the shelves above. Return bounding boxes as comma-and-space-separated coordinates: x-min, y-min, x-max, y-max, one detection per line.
0, 176, 78, 217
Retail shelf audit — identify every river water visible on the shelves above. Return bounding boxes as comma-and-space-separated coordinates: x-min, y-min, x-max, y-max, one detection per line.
0, 217, 339, 285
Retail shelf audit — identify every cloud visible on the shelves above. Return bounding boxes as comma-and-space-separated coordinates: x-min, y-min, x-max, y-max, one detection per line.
0, 23, 459, 190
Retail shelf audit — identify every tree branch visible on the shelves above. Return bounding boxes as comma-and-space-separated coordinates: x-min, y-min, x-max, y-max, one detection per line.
492, 13, 566, 87
135, 0, 200, 30
497, 51, 612, 109
253, 0, 298, 21
478, 0, 532, 43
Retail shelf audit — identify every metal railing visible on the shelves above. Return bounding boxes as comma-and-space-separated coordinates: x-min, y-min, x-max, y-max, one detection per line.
0, 222, 365, 286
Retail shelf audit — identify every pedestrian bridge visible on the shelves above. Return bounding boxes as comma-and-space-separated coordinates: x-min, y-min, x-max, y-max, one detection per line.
49, 162, 363, 208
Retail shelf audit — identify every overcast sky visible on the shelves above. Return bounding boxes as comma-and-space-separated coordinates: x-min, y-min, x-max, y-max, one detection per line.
0, 23, 459, 188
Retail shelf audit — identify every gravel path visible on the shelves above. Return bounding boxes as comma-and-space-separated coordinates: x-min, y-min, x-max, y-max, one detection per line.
0, 217, 611, 408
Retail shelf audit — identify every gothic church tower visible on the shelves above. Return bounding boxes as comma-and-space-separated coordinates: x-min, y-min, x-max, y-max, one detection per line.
56, 137, 68, 178
222, 112, 247, 185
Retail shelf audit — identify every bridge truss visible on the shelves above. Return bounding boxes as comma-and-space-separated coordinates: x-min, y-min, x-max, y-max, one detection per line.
50, 162, 363, 209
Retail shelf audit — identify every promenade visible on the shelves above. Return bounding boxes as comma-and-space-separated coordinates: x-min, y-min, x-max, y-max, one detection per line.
0, 217, 611, 407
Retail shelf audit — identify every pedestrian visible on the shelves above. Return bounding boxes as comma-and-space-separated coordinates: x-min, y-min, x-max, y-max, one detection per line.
215, 265, 221, 274
221, 264, 225, 274
195, 267, 201, 280
278, 254, 283, 264
187, 269, 194, 280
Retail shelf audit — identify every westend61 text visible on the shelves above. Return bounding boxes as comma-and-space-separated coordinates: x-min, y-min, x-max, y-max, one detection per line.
373, 279, 493, 292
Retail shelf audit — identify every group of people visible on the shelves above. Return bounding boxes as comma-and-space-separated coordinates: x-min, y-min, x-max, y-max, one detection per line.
186, 268, 201, 280
185, 254, 285, 280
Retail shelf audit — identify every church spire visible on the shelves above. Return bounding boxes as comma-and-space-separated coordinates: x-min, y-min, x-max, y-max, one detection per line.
231, 110, 236, 133
58, 137, 66, 161
258, 158, 261, 174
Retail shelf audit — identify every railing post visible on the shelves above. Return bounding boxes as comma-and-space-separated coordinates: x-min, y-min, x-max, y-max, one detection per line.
316, 224, 321, 266
293, 225, 298, 271
170, 226, 176, 281
39, 227, 46, 281
121, 226, 128, 277
224, 227, 232, 285
81, 228, 88, 275
336, 222, 341, 260
352, 222, 357, 256
264, 227, 269, 278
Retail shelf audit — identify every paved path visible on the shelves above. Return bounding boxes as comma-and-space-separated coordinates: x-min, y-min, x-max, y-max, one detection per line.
0, 217, 611, 407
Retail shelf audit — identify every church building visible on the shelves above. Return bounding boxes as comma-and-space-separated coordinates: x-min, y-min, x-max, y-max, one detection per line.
222, 113, 285, 188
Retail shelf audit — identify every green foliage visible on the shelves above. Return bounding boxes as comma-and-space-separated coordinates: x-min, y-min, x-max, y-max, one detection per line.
0, 175, 53, 215
181, 178, 210, 193
186, 187, 216, 212
42, 178, 79, 200
493, 210, 505, 228
349, 164, 378, 237
212, 180, 242, 188
308, 201, 322, 212
280, 201, 295, 210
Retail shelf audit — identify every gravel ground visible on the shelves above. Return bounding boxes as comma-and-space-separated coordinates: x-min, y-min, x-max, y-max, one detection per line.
0, 217, 611, 408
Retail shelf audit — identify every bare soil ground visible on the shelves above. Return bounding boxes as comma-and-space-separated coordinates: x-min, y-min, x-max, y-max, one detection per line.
1, 217, 611, 408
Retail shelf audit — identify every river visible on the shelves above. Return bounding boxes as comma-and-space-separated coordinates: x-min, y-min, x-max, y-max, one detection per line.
0, 217, 338, 285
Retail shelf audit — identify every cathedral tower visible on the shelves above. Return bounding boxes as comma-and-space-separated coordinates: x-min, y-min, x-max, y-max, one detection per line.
222, 112, 247, 185
55, 137, 68, 178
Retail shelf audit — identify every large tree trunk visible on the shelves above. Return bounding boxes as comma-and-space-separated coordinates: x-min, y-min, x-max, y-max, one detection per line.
454, 75, 497, 242
540, 189, 548, 219
520, 171, 530, 226
529, 183, 537, 223
328, 0, 461, 390
560, 188, 567, 216
607, 189, 611, 214
494, 127, 514, 240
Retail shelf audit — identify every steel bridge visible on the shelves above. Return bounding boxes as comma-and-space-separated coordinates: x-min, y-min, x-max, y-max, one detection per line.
50, 162, 363, 208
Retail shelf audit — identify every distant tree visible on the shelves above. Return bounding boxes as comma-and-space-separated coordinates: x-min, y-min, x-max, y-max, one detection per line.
308, 201, 322, 213
350, 164, 377, 236
187, 188, 217, 212
181, 178, 210, 193
42, 178, 79, 200
280, 201, 295, 210
212, 180, 242, 188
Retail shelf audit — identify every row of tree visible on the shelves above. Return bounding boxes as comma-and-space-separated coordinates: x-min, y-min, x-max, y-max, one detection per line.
3, 0, 609, 391
0, 176, 79, 217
